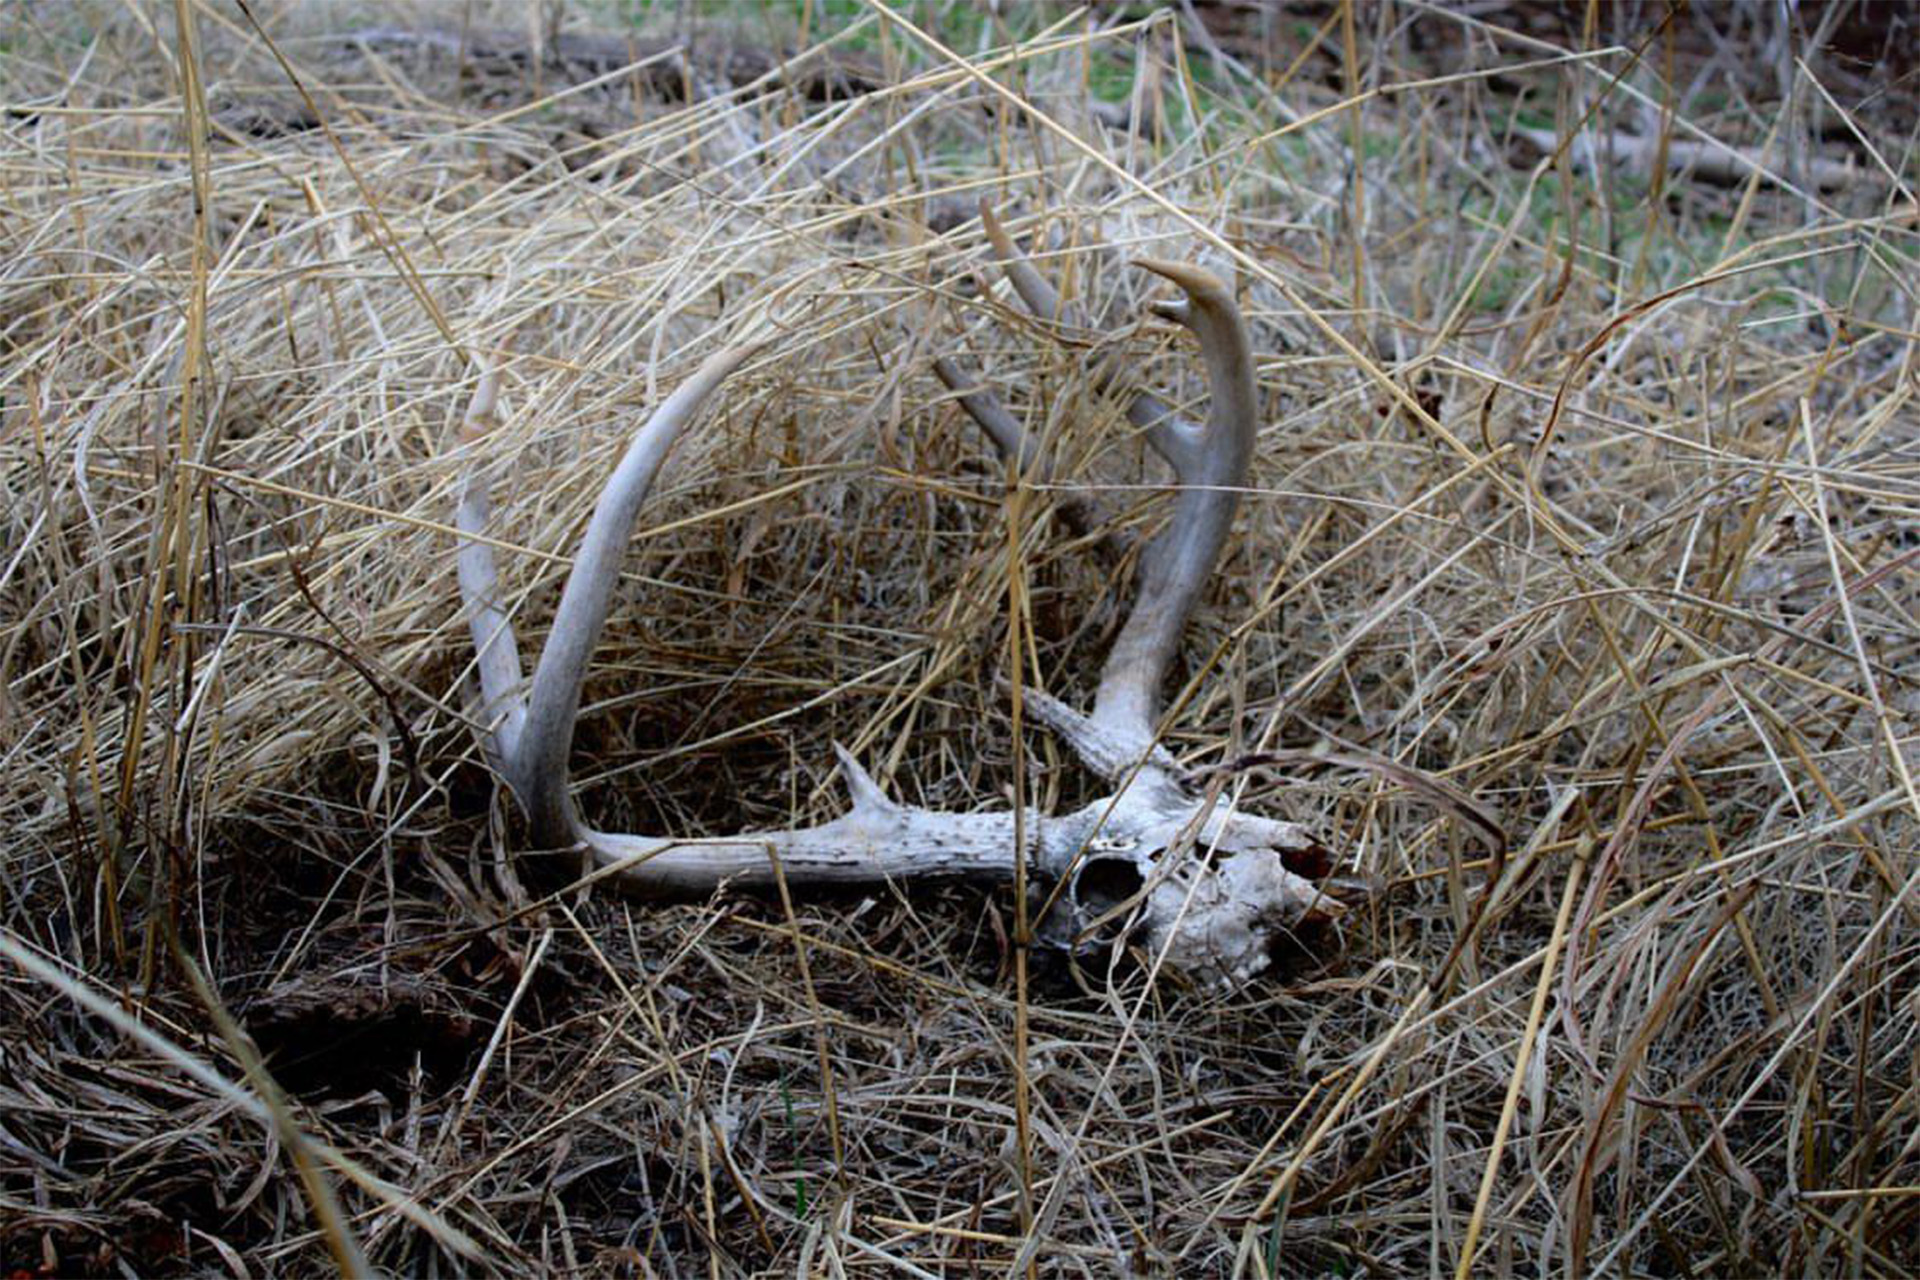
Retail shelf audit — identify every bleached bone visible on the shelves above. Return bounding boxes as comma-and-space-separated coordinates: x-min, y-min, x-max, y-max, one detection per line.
453, 244, 1328, 989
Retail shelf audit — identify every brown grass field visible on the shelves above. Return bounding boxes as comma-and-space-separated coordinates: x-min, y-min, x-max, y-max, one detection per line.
1, 1, 1916, 1275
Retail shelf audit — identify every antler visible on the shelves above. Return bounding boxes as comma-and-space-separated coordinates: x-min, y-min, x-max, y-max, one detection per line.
452, 274, 1325, 988
455, 346, 1032, 889
937, 207, 1256, 783
459, 347, 756, 847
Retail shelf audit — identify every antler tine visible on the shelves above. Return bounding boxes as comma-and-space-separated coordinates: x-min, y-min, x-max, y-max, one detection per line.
1091, 258, 1257, 757
933, 206, 1070, 487
455, 345, 756, 847
931, 355, 1119, 555
455, 356, 529, 768
930, 354, 1031, 465
513, 345, 757, 844
962, 210, 1260, 774
979, 200, 1064, 322
978, 201, 1200, 472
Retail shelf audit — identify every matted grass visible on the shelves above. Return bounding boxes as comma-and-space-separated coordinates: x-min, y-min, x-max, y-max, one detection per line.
2, 2, 1916, 1275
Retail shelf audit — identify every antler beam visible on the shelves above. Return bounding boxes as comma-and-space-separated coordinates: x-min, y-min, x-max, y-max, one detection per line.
936, 207, 1260, 786
452, 235, 1326, 988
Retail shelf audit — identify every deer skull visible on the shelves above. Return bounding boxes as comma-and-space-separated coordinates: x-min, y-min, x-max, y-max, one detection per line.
452, 205, 1332, 990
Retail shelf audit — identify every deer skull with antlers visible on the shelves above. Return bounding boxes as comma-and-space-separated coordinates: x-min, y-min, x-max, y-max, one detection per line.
453, 209, 1331, 989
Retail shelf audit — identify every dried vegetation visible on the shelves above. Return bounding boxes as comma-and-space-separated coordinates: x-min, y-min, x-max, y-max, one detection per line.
1, 1, 1917, 1275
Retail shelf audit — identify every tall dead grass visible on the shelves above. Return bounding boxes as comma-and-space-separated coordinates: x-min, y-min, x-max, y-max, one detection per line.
1, 1, 1916, 1275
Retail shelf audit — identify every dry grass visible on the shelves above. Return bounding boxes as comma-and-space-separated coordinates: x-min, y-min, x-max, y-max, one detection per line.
2, 1, 1917, 1275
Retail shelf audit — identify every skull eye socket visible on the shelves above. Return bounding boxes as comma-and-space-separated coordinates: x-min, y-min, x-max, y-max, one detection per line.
1068, 854, 1150, 948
